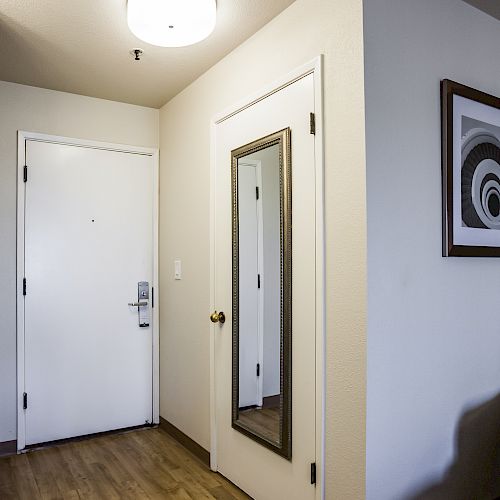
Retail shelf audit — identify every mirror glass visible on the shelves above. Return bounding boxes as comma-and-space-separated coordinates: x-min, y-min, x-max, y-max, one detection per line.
231, 129, 291, 459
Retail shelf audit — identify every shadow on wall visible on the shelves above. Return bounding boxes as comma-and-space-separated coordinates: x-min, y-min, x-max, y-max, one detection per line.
408, 392, 500, 500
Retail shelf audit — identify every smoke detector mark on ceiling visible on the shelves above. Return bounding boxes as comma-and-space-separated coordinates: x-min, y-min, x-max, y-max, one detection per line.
130, 48, 144, 61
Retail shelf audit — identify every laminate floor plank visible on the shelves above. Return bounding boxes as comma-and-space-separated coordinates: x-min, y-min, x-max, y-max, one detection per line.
60, 444, 105, 497
209, 485, 251, 500
0, 428, 250, 500
8, 453, 42, 499
0, 456, 14, 489
108, 433, 179, 497
237, 408, 280, 444
26, 449, 65, 499
83, 438, 149, 500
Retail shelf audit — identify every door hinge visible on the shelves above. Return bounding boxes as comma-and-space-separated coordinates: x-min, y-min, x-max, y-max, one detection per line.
310, 112, 316, 135
23, 278, 27, 296
256, 186, 260, 200
152, 287, 154, 308
23, 165, 28, 183
23, 392, 28, 410
310, 462, 317, 485
256, 363, 260, 377
257, 274, 261, 289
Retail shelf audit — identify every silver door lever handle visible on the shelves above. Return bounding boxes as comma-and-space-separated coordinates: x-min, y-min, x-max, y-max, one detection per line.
128, 301, 148, 307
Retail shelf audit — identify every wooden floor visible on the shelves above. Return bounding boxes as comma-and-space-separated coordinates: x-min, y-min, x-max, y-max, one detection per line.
238, 407, 280, 444
0, 427, 250, 499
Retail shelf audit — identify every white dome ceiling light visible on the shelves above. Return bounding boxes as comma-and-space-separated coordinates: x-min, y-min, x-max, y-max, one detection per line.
127, 0, 217, 48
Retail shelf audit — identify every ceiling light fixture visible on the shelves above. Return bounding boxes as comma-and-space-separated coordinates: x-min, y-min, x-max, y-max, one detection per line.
127, 0, 217, 48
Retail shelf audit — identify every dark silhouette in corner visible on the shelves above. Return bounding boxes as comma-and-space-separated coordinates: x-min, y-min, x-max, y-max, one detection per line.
410, 392, 500, 500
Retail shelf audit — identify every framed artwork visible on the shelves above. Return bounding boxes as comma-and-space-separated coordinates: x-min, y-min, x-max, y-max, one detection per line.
442, 79, 500, 257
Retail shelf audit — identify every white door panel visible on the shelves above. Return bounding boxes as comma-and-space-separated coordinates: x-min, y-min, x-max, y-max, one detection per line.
238, 165, 260, 408
24, 140, 154, 445
214, 74, 316, 499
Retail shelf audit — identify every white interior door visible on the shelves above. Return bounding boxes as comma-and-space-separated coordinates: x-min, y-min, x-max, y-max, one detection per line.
22, 139, 155, 446
214, 73, 317, 499
238, 164, 260, 408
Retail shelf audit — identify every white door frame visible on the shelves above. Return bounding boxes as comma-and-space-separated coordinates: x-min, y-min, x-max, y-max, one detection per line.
16, 131, 160, 451
209, 56, 325, 499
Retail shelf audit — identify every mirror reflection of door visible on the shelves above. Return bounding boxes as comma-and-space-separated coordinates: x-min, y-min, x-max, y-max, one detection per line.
238, 161, 263, 409
237, 144, 281, 445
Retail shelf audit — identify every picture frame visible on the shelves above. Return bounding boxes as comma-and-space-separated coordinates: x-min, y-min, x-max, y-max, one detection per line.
442, 79, 500, 257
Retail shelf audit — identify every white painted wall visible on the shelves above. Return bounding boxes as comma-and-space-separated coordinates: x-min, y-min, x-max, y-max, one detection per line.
364, 1, 500, 498
0, 81, 159, 443
246, 145, 281, 399
159, 0, 366, 497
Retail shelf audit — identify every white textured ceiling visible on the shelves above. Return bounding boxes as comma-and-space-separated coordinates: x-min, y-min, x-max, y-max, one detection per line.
463, 0, 500, 21
0, 0, 295, 108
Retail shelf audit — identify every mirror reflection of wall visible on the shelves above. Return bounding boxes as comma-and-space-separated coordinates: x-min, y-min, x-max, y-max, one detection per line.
237, 142, 281, 445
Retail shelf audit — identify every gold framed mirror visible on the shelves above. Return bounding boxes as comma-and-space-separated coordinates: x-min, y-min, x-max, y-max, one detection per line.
231, 128, 292, 459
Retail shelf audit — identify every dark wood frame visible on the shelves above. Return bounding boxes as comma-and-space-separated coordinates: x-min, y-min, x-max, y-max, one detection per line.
231, 128, 292, 460
442, 79, 500, 256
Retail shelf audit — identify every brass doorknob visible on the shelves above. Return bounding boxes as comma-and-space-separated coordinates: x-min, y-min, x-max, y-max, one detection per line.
210, 311, 226, 324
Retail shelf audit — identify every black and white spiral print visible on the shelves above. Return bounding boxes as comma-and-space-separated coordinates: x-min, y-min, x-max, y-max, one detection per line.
461, 128, 500, 230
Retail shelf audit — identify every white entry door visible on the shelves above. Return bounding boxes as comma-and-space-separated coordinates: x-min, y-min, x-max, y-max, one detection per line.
20, 138, 157, 447
213, 73, 317, 499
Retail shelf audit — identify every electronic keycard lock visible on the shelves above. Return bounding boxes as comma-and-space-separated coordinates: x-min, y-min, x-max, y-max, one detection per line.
128, 281, 150, 328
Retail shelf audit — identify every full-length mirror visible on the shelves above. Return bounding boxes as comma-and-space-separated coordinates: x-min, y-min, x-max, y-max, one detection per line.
231, 128, 291, 459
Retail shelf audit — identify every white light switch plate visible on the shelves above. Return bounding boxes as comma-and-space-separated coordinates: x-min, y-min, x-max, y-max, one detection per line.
174, 259, 182, 280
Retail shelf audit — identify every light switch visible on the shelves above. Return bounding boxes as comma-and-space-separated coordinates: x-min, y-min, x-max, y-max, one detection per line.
174, 259, 182, 280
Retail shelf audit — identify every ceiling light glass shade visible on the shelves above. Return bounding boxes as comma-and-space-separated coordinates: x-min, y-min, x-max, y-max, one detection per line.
127, 0, 216, 48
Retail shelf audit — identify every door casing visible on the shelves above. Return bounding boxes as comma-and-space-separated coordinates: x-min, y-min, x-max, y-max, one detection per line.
209, 56, 325, 499
16, 131, 160, 451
